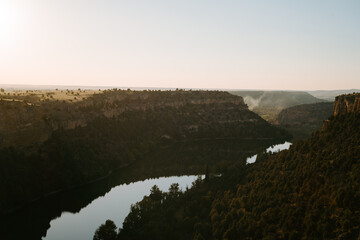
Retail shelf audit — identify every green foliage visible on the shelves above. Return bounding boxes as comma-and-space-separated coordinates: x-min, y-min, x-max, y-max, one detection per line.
118, 179, 212, 240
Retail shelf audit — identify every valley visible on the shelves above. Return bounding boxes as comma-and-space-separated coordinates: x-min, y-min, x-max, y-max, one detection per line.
102, 93, 360, 240
0, 89, 289, 215
229, 90, 326, 123
1, 89, 359, 240
1, 2, 359, 239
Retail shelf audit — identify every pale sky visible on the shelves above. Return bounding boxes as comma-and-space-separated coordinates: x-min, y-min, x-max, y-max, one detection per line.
0, 0, 359, 90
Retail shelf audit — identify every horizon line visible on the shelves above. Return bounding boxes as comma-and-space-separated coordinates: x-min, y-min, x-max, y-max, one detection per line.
1, 83, 359, 92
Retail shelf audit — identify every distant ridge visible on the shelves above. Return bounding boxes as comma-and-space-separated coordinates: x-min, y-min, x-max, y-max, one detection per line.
229, 90, 325, 122
0, 84, 265, 91
308, 89, 360, 101
2, 84, 359, 94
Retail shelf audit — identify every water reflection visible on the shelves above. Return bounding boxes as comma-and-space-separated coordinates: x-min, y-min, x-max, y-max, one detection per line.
44, 175, 201, 240
246, 141, 292, 164
0, 139, 286, 240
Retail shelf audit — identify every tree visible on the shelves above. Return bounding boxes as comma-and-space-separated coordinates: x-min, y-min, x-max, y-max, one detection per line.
205, 164, 209, 182
93, 220, 118, 240
168, 183, 181, 199
150, 185, 163, 201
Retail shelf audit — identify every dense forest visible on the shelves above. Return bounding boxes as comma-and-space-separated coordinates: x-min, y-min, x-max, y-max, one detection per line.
0, 90, 290, 214
95, 94, 360, 240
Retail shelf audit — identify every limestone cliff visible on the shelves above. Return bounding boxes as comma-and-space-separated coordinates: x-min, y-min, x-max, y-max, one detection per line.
321, 93, 360, 131
334, 93, 360, 116
0, 90, 249, 147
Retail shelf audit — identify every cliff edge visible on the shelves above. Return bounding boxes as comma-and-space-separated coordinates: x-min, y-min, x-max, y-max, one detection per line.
334, 93, 360, 116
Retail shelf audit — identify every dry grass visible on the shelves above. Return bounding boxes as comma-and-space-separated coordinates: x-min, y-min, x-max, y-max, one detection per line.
0, 89, 103, 103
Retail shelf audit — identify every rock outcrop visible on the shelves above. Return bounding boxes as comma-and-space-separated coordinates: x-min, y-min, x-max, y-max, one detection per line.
334, 93, 360, 116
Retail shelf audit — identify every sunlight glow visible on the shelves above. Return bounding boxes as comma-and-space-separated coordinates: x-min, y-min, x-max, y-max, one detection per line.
0, 1, 359, 90
0, 1, 23, 49
0, 2, 17, 35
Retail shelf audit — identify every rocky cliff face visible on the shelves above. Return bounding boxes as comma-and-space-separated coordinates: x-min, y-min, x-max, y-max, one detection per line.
0, 90, 248, 147
334, 93, 360, 116
321, 93, 360, 131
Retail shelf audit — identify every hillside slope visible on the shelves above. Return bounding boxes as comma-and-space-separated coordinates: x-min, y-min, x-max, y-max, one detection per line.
276, 102, 334, 139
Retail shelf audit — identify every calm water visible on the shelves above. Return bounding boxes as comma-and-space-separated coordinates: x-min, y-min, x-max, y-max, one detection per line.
246, 141, 292, 164
43, 175, 202, 240
1, 139, 285, 240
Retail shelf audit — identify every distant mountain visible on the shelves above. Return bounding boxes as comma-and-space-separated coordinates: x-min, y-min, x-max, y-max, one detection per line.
308, 89, 360, 101
229, 91, 326, 122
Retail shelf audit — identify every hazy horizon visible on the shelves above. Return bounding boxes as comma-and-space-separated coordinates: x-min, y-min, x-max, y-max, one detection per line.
1, 0, 359, 90
1, 83, 360, 92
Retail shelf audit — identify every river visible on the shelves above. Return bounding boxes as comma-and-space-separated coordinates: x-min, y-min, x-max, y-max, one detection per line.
1, 139, 290, 240
43, 175, 201, 240
43, 142, 292, 240
246, 141, 292, 164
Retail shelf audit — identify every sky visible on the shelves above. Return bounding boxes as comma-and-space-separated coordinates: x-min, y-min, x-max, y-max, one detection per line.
0, 0, 359, 90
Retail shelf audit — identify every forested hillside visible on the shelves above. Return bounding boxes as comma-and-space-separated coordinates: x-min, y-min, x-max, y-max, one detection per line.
276, 102, 334, 139
104, 93, 360, 240
0, 90, 289, 214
